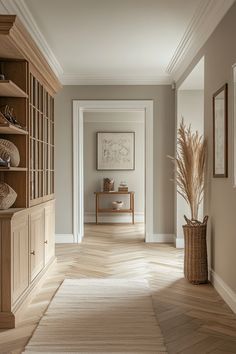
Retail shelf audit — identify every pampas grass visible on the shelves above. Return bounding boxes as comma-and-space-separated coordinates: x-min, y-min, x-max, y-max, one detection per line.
169, 119, 206, 222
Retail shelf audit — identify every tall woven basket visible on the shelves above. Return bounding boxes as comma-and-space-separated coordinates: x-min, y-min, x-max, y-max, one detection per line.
183, 216, 208, 284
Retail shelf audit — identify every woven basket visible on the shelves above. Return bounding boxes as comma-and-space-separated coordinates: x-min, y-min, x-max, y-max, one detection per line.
0, 139, 20, 167
0, 182, 17, 209
103, 178, 114, 192
183, 217, 208, 284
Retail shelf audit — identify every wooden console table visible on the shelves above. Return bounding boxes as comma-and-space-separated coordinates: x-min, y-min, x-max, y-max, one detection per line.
94, 191, 135, 224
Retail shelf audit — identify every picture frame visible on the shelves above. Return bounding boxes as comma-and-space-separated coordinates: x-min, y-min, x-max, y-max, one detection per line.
213, 83, 228, 177
96, 131, 135, 170
233, 64, 236, 186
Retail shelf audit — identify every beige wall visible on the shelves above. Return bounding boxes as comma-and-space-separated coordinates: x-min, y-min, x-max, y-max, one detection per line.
177, 3, 236, 293
177, 90, 204, 240
83, 111, 145, 219
55, 85, 175, 235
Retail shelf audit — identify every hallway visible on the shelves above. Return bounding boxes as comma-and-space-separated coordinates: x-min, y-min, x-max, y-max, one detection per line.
1, 224, 236, 353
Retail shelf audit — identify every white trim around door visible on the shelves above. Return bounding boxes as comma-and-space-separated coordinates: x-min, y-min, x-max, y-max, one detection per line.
73, 100, 154, 243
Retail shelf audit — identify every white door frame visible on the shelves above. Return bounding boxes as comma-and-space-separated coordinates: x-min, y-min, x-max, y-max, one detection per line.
73, 100, 153, 243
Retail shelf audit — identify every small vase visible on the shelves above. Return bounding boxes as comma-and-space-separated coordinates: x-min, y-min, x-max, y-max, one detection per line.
103, 178, 114, 192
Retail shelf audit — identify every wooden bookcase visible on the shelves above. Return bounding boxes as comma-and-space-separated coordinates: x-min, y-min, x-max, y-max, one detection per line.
0, 60, 55, 208
0, 15, 61, 329
0, 60, 29, 208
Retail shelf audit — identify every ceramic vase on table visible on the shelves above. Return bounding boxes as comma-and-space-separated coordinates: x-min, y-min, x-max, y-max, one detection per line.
112, 201, 123, 210
103, 178, 114, 192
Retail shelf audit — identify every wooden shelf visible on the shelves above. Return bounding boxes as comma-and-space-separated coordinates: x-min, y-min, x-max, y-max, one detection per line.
98, 208, 133, 213
0, 80, 28, 97
0, 208, 25, 218
0, 167, 27, 171
0, 123, 28, 135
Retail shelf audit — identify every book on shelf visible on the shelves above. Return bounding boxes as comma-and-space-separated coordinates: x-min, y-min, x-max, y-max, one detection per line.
118, 187, 128, 192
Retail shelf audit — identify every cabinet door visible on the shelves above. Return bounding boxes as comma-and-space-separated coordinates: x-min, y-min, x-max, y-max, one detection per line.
44, 201, 55, 264
30, 208, 45, 282
11, 213, 29, 304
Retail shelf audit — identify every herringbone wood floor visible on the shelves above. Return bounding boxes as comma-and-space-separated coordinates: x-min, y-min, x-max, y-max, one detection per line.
0, 223, 236, 353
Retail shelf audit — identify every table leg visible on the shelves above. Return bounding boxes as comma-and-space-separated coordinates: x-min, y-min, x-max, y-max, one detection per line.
132, 194, 134, 224
96, 194, 98, 224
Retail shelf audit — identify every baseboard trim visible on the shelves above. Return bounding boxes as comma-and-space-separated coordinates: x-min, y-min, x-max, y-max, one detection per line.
175, 237, 184, 248
84, 212, 144, 223
55, 234, 74, 243
147, 233, 174, 243
210, 269, 236, 314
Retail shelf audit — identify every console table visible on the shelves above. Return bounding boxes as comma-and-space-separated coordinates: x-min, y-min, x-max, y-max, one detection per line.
94, 191, 135, 224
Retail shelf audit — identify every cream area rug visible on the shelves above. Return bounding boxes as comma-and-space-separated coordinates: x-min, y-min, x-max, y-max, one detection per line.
24, 279, 167, 353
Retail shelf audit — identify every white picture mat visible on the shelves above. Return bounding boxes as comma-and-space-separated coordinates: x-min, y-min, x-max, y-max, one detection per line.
97, 132, 135, 170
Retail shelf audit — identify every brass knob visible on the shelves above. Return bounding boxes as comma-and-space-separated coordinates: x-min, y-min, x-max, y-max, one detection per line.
44, 240, 48, 244
30, 250, 35, 255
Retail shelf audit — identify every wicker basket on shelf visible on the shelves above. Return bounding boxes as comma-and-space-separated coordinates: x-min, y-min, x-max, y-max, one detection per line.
0, 182, 17, 209
183, 216, 208, 284
0, 138, 20, 166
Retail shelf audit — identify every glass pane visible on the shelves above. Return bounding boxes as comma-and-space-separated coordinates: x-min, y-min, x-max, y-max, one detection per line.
30, 107, 34, 136
30, 138, 34, 170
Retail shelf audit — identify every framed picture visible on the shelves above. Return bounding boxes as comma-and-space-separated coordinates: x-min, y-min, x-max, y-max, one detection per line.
96, 131, 135, 170
213, 83, 228, 177
233, 64, 236, 186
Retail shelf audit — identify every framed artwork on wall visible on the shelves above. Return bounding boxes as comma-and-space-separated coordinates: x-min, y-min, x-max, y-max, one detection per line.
233, 64, 236, 186
96, 131, 135, 170
213, 83, 228, 178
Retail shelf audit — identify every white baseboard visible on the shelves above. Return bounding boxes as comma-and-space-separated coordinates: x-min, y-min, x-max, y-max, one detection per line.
55, 234, 74, 243
84, 212, 144, 223
210, 269, 236, 314
147, 233, 174, 243
175, 237, 184, 248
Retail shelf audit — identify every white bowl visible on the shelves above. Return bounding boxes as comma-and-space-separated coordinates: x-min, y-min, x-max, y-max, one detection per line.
112, 201, 123, 210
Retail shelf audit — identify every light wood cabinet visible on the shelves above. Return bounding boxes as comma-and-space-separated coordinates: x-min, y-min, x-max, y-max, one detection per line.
45, 200, 55, 264
11, 213, 29, 304
29, 208, 45, 282
0, 200, 56, 328
0, 15, 60, 329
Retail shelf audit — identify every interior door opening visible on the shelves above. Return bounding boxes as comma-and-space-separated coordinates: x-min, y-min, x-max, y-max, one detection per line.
83, 110, 145, 239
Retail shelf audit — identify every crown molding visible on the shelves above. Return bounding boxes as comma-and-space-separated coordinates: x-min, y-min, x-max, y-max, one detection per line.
61, 73, 172, 86
0, 0, 63, 79
0, 1, 6, 13
0, 14, 61, 94
166, 0, 236, 82
2, 0, 234, 86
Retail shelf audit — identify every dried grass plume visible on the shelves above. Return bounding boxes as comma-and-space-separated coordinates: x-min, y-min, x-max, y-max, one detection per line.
169, 119, 206, 222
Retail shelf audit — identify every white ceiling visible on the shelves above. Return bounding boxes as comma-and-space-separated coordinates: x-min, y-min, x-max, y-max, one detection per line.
24, 0, 201, 83
0, 0, 235, 85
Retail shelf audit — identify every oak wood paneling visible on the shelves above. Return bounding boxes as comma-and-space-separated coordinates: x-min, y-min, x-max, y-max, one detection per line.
11, 213, 29, 304
29, 208, 45, 282
44, 200, 55, 264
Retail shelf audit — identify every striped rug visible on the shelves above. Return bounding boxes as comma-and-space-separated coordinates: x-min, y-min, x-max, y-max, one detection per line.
24, 278, 167, 353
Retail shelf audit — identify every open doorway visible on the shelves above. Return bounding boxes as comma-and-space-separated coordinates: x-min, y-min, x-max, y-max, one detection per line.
176, 57, 205, 248
83, 111, 145, 228
73, 100, 154, 243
